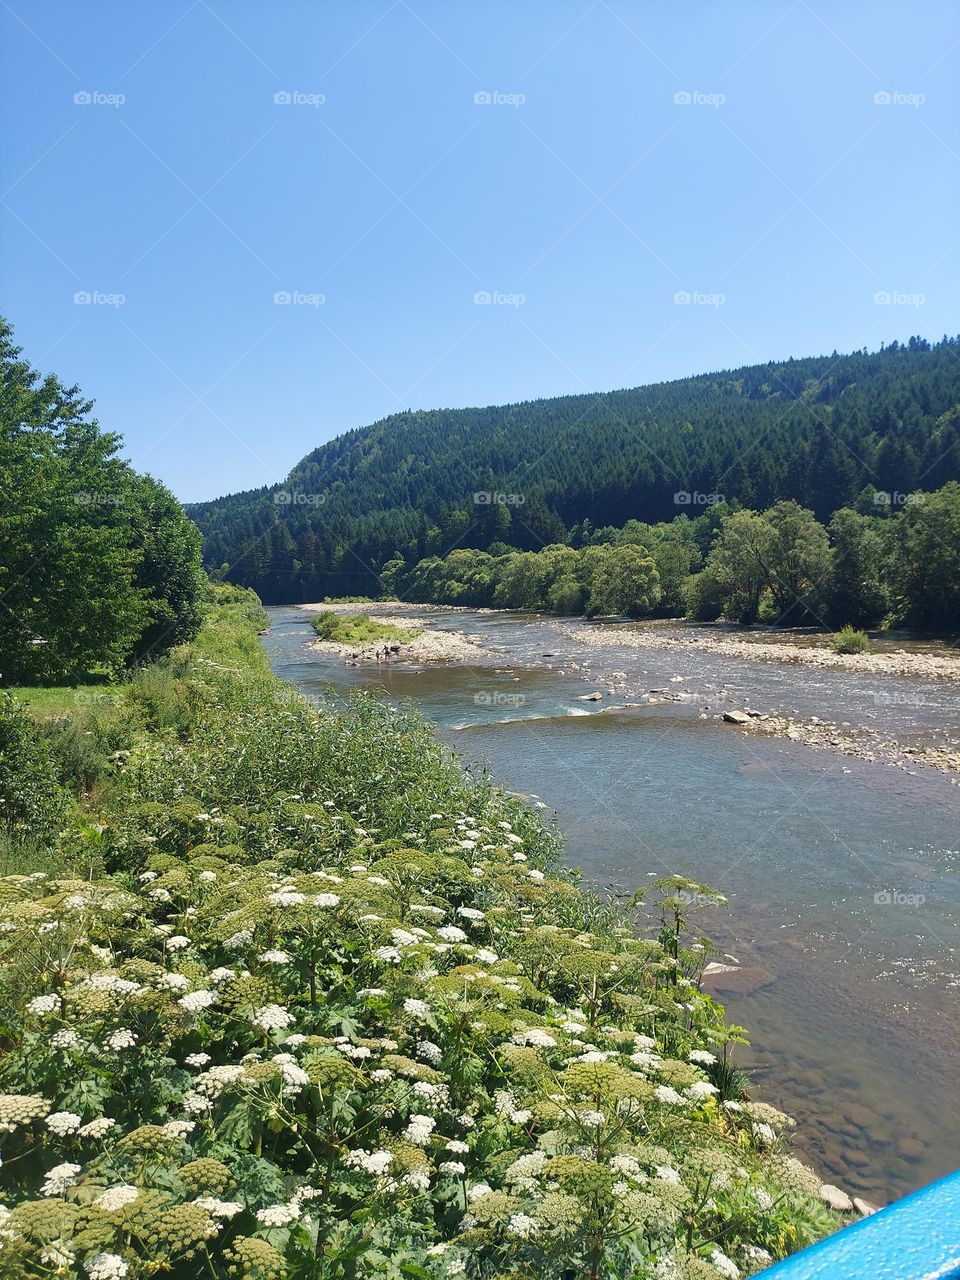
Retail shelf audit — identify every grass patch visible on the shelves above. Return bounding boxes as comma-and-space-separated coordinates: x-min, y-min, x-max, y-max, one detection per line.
830, 625, 872, 654
10, 683, 118, 719
312, 609, 422, 647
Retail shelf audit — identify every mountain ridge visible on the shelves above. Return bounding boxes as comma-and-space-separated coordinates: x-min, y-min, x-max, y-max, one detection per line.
188, 337, 960, 603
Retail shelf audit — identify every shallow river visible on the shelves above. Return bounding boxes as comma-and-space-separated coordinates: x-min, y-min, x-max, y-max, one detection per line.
262, 605, 960, 1202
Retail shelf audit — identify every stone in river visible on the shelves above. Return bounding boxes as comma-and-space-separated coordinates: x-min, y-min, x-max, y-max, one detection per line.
843, 1103, 882, 1129
722, 710, 752, 725
578, 692, 603, 701
895, 1137, 925, 1161
853, 1197, 880, 1217
819, 1184, 854, 1212
701, 964, 776, 995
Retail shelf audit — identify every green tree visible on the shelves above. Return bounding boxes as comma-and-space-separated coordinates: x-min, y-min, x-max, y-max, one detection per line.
827, 508, 892, 627
0, 318, 204, 683
894, 482, 960, 630
585, 545, 661, 617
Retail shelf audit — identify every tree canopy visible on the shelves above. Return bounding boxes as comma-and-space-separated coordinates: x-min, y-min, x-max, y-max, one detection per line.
0, 318, 205, 683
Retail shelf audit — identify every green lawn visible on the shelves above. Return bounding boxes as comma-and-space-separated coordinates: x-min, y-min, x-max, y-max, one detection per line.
9, 683, 120, 718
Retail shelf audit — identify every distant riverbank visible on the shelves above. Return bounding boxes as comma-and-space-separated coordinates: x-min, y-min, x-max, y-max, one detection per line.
568, 618, 960, 683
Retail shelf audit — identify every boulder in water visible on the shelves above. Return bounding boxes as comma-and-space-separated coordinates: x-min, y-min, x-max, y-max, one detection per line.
723, 710, 752, 725
819, 1184, 854, 1212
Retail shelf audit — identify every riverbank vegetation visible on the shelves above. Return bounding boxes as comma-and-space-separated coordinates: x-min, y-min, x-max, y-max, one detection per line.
311, 611, 421, 648
0, 592, 837, 1278
396, 484, 960, 631
0, 320, 206, 685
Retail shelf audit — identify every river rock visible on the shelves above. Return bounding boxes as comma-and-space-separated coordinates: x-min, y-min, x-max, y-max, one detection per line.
577, 691, 603, 701
701, 964, 776, 995
895, 1137, 925, 1161
722, 710, 752, 725
843, 1103, 882, 1129
853, 1197, 880, 1217
819, 1184, 854, 1212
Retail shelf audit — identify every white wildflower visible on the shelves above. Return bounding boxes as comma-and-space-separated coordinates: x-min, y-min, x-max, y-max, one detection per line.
96, 1185, 139, 1211
42, 1163, 82, 1196
404, 1114, 436, 1146
346, 1149, 394, 1176
194, 1196, 243, 1218
26, 994, 60, 1016
165, 936, 191, 951
253, 1004, 293, 1032
85, 1254, 129, 1280
45, 1111, 82, 1136
709, 1250, 740, 1280
103, 1029, 137, 1051
507, 1213, 538, 1238
256, 1203, 300, 1227
178, 990, 216, 1013
79, 1117, 115, 1139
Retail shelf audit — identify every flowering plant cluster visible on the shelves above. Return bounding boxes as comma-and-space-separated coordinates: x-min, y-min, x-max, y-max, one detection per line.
0, 604, 837, 1279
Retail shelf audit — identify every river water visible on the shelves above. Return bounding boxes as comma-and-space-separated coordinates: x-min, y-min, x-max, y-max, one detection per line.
262, 605, 960, 1202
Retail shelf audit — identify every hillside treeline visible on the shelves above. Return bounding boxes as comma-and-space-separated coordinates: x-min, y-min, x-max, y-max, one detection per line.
398, 487, 960, 631
188, 337, 960, 606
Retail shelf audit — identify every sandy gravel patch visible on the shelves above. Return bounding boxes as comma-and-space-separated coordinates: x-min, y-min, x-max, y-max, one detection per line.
566, 621, 960, 683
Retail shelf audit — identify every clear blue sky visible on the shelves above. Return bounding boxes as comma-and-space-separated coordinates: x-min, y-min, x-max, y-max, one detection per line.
2, 1, 957, 502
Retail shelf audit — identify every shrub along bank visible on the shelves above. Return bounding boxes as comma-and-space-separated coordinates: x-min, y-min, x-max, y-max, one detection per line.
0, 590, 836, 1279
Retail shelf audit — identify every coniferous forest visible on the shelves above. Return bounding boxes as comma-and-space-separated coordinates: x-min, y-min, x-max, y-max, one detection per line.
188, 337, 960, 628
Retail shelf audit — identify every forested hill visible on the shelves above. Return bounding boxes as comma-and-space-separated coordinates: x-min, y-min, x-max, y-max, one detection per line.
189, 337, 960, 603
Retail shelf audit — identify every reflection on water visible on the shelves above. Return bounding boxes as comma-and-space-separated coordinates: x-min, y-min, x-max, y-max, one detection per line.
263, 606, 960, 1201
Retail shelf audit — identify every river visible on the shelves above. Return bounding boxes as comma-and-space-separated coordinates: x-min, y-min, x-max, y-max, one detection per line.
262, 604, 960, 1203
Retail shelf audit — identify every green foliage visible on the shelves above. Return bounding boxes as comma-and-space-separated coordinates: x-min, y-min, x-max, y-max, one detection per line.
311, 612, 421, 647
0, 318, 205, 684
0, 693, 70, 838
189, 337, 960, 609
0, 600, 837, 1277
830, 626, 872, 655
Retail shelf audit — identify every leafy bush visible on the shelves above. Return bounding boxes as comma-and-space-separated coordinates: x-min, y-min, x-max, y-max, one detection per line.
830, 626, 872, 654
0, 693, 69, 838
0, 604, 837, 1278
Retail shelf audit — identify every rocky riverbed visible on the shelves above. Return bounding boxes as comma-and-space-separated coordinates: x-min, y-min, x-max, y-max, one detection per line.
570, 618, 960, 682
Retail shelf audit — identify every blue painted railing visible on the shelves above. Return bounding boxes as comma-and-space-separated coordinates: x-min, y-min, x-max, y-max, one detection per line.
759, 1170, 960, 1279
